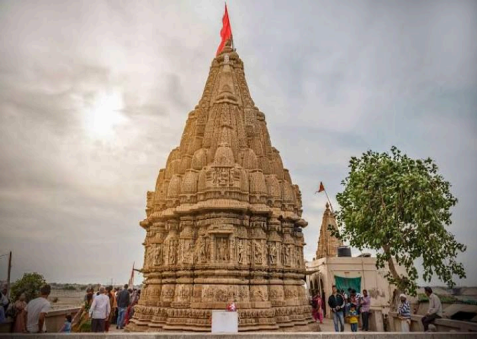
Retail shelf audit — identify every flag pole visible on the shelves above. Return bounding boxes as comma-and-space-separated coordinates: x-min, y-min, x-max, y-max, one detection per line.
315, 182, 335, 214
226, 2, 234, 50
323, 188, 335, 214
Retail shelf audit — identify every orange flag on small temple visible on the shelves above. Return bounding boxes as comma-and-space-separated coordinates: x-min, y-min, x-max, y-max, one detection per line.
315, 182, 325, 194
216, 4, 232, 56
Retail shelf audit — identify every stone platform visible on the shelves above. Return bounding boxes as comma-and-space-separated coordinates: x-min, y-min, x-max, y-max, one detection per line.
0, 333, 476, 339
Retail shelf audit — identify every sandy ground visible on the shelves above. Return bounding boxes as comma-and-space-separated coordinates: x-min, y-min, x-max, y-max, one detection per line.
48, 289, 84, 310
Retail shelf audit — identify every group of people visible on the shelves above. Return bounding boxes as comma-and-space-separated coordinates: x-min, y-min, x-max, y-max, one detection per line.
397, 286, 442, 332
1, 284, 52, 333
323, 285, 371, 332
0, 283, 140, 333
70, 284, 140, 333
312, 284, 443, 333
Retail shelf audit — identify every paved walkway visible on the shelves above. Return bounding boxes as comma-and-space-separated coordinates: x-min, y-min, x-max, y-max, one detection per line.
317, 317, 366, 333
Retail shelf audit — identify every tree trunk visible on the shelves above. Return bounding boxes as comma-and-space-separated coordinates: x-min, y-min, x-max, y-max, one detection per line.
382, 244, 403, 309
382, 245, 401, 283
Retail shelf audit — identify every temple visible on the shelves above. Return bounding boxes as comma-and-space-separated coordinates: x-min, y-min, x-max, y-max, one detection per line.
129, 40, 314, 332
315, 202, 342, 259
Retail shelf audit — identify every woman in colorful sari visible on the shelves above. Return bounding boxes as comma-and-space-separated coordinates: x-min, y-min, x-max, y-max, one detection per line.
311, 294, 324, 324
71, 288, 94, 332
124, 289, 140, 327
12, 293, 27, 333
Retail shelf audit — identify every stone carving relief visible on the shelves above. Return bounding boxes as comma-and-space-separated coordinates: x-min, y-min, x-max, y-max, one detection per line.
216, 237, 229, 261
237, 239, 246, 264
253, 240, 263, 265
153, 245, 163, 266
194, 235, 209, 263
180, 239, 193, 264
268, 242, 278, 265
167, 239, 179, 265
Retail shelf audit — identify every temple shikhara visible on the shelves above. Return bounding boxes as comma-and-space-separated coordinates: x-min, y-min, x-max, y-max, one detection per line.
128, 38, 314, 331
315, 203, 342, 260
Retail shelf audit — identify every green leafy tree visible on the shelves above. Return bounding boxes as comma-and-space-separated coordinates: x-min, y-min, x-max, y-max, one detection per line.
333, 146, 466, 295
10, 273, 46, 302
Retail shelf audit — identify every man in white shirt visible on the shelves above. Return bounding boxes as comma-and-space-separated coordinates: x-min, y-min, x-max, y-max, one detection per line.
89, 286, 111, 332
25, 284, 51, 333
421, 286, 442, 332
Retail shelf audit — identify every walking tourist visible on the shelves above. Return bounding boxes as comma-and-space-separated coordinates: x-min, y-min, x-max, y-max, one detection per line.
25, 284, 51, 333
421, 287, 442, 332
397, 293, 411, 332
311, 293, 323, 324
13, 293, 27, 333
72, 287, 94, 332
347, 304, 359, 332
89, 286, 111, 333
360, 289, 371, 331
328, 285, 345, 332
116, 284, 130, 329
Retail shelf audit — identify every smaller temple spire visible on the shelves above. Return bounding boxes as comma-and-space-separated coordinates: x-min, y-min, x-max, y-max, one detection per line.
316, 203, 342, 259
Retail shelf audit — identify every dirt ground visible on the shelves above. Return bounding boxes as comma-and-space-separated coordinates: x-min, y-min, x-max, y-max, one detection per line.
48, 289, 84, 309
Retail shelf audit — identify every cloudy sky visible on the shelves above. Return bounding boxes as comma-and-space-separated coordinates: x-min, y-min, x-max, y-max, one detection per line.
0, 0, 476, 286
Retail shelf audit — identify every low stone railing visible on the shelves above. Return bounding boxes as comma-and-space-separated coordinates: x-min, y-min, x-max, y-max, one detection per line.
388, 311, 477, 332
0, 307, 80, 333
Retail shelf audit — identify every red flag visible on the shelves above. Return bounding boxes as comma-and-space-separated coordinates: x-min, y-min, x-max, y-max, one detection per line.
315, 182, 325, 194
216, 4, 232, 56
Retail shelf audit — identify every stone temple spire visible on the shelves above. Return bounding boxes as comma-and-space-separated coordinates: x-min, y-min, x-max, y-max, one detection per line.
131, 40, 313, 332
316, 202, 343, 259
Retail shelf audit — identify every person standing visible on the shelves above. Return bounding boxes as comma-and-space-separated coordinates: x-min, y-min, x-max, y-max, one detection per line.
313, 294, 324, 324
89, 286, 110, 333
72, 287, 94, 332
347, 304, 359, 332
116, 284, 130, 330
421, 287, 442, 332
397, 293, 411, 332
0, 284, 9, 313
25, 284, 51, 333
328, 285, 345, 332
360, 289, 371, 331
13, 293, 27, 333
104, 286, 116, 332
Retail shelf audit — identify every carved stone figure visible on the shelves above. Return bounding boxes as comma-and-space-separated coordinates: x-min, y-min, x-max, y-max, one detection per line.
237, 240, 245, 264
217, 238, 228, 261
153, 245, 163, 266
168, 239, 178, 265
268, 242, 277, 265
254, 240, 263, 264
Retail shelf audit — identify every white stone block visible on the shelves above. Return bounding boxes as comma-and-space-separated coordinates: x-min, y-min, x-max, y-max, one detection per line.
211, 310, 238, 333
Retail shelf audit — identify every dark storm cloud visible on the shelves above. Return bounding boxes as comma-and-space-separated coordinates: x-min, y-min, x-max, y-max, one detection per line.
0, 0, 476, 286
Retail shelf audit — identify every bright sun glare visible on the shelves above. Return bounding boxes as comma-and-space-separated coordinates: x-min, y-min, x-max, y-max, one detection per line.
84, 91, 126, 139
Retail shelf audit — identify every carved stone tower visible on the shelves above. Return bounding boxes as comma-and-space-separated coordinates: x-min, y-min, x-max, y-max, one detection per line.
129, 40, 313, 332
315, 202, 342, 259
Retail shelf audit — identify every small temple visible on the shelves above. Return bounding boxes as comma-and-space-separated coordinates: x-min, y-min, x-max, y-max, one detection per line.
315, 202, 342, 260
306, 204, 407, 331
129, 39, 314, 332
